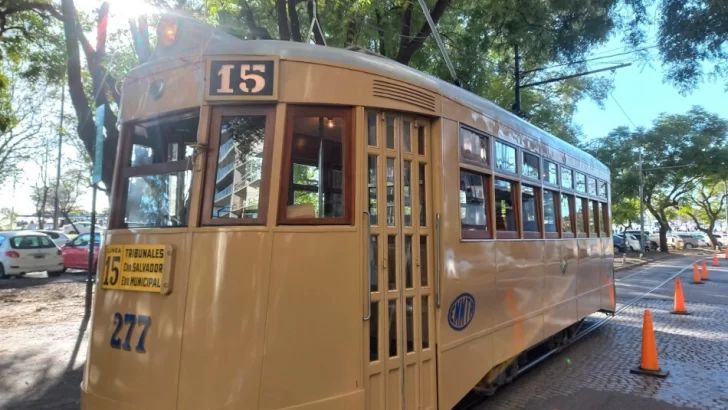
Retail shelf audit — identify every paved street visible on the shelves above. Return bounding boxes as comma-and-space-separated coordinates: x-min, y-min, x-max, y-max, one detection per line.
474, 254, 728, 410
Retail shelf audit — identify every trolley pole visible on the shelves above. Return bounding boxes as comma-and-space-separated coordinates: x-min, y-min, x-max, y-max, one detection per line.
639, 147, 645, 253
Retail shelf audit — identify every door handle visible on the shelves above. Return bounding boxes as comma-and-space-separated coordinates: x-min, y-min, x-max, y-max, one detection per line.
363, 211, 372, 321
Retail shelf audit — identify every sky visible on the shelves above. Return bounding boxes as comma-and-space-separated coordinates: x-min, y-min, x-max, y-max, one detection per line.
2, 2, 727, 217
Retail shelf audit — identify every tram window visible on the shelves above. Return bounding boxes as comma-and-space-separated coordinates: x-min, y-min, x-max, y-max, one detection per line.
543, 190, 558, 235
561, 167, 573, 190
386, 115, 395, 149
575, 172, 586, 193
368, 156, 378, 224
115, 112, 198, 228
417, 124, 426, 155
521, 185, 540, 236
419, 163, 427, 226
404, 161, 412, 225
421, 295, 430, 349
561, 194, 574, 236
601, 202, 610, 235
592, 201, 600, 237
369, 302, 379, 362
587, 177, 597, 196
575, 198, 586, 235
388, 299, 398, 357
544, 160, 558, 185
522, 152, 540, 180
460, 170, 491, 239
599, 181, 608, 198
495, 178, 517, 237
495, 141, 517, 173
460, 127, 489, 167
367, 111, 377, 146
370, 235, 379, 292
403, 120, 412, 153
587, 200, 596, 236
405, 235, 413, 288
420, 236, 428, 286
406, 297, 414, 353
279, 107, 352, 224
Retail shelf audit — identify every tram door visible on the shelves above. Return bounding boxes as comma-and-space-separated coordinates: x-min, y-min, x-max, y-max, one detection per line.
364, 111, 437, 410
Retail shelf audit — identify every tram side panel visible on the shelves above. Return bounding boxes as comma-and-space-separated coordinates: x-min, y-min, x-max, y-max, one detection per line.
543, 239, 579, 344
435, 119, 496, 410
257, 231, 364, 410
82, 231, 192, 410
176, 231, 273, 410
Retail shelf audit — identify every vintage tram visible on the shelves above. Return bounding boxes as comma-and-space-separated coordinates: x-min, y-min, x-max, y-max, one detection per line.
81, 13, 615, 410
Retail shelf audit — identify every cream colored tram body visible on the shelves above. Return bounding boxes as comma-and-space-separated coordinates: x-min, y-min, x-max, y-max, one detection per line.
81, 14, 615, 410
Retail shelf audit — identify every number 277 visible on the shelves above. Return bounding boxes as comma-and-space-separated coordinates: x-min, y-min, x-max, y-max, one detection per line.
110, 313, 151, 352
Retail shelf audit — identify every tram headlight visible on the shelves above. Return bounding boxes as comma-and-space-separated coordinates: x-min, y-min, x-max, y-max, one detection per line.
157, 16, 179, 47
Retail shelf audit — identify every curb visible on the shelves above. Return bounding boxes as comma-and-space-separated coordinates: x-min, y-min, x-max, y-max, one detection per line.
613, 254, 675, 272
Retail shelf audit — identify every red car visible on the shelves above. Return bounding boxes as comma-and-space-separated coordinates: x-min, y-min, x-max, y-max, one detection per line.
61, 232, 103, 271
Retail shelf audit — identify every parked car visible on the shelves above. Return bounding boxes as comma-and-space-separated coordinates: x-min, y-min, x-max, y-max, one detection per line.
613, 235, 627, 253
0, 231, 64, 279
624, 230, 658, 251
32, 230, 72, 248
62, 222, 104, 236
61, 232, 103, 271
676, 233, 705, 249
620, 233, 645, 252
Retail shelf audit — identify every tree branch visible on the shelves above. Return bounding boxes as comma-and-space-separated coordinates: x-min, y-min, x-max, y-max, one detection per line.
396, 0, 451, 65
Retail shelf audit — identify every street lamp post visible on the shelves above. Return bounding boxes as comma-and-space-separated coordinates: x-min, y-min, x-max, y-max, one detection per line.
639, 148, 645, 253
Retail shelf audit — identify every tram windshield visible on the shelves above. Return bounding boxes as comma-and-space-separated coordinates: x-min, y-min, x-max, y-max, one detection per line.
119, 113, 198, 228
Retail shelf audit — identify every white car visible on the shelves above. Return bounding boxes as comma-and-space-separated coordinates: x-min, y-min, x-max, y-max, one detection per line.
33, 230, 72, 248
0, 231, 65, 279
624, 233, 643, 252
62, 222, 104, 235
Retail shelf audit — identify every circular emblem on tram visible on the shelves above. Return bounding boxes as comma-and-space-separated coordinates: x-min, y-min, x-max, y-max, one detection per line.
448, 293, 476, 331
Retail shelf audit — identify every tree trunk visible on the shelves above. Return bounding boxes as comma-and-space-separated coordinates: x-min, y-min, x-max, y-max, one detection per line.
658, 222, 670, 253
287, 0, 302, 42
276, 0, 290, 40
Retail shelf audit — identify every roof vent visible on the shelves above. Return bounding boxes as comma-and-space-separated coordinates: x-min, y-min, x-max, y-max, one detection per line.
373, 79, 436, 112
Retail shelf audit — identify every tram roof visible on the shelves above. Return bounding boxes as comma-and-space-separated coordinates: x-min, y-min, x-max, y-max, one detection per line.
135, 14, 608, 175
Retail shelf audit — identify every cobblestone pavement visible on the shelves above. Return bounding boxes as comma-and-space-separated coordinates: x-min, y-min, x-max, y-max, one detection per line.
474, 255, 728, 410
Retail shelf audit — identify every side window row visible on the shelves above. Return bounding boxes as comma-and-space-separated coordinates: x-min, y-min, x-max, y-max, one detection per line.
460, 168, 610, 240
460, 126, 609, 199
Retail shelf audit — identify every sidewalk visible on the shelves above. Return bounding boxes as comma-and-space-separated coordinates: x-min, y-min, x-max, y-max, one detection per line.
613, 250, 675, 271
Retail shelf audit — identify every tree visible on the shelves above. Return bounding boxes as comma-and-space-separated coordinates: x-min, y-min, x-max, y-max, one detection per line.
0, 64, 52, 184
31, 141, 54, 229
1, 0, 648, 188
680, 181, 728, 249
586, 107, 728, 252
650, 1, 728, 92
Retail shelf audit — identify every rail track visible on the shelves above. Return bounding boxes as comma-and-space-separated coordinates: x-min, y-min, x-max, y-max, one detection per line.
455, 259, 692, 410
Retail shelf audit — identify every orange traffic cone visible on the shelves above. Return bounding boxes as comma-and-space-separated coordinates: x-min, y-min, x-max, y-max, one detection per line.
670, 278, 690, 315
692, 262, 704, 284
724, 247, 728, 259
701, 260, 710, 281
630, 309, 669, 377
713, 253, 719, 267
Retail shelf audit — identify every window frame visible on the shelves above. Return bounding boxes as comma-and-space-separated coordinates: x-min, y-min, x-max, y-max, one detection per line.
459, 169, 492, 240
561, 166, 574, 191
459, 125, 491, 168
543, 189, 560, 239
574, 172, 587, 194
277, 105, 355, 225
543, 160, 559, 186
560, 193, 575, 238
521, 183, 542, 239
201, 106, 276, 226
494, 177, 519, 239
110, 110, 199, 229
521, 150, 541, 182
588, 199, 599, 238
601, 202, 610, 236
575, 196, 588, 238
494, 140, 518, 175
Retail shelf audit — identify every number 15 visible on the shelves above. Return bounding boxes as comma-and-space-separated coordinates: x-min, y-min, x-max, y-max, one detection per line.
217, 64, 266, 94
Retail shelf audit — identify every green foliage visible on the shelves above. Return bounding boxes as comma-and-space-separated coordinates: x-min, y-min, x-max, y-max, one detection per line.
586, 106, 728, 250
654, 0, 728, 92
